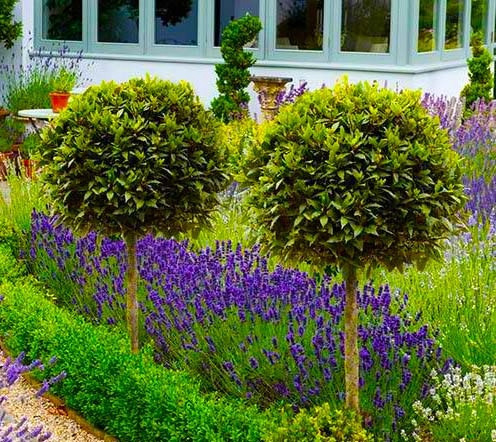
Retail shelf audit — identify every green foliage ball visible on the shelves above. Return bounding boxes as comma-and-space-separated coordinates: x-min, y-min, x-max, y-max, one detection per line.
461, 32, 494, 109
0, 0, 22, 49
39, 76, 229, 237
244, 78, 466, 272
267, 403, 374, 442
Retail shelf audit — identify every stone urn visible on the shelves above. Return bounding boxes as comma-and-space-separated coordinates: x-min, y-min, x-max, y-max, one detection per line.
250, 75, 293, 121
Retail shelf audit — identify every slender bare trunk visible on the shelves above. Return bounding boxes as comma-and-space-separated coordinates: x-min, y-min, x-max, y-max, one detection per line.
344, 270, 359, 413
124, 232, 139, 354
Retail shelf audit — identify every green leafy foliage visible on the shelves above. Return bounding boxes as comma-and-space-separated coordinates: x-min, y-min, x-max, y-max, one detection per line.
243, 77, 467, 273
51, 67, 77, 93
0, 245, 273, 442
268, 403, 374, 442
461, 33, 494, 109
219, 117, 267, 179
211, 14, 262, 122
19, 132, 39, 159
39, 76, 229, 238
0, 117, 24, 153
0, 0, 22, 49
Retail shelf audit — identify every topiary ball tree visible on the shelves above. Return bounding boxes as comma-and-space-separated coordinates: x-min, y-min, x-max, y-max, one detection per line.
39, 76, 229, 353
244, 78, 467, 413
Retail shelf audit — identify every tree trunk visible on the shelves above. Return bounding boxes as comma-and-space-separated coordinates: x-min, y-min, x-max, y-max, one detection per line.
124, 232, 139, 354
344, 269, 359, 413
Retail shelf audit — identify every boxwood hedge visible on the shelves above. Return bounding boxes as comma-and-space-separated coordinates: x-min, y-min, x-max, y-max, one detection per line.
0, 245, 274, 442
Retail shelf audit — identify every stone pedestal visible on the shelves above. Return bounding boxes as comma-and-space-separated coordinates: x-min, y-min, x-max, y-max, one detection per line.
250, 76, 293, 121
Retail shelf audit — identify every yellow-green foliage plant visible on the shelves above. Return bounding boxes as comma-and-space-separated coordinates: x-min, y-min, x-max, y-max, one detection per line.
219, 117, 267, 179
38, 76, 229, 353
267, 403, 374, 442
243, 77, 467, 414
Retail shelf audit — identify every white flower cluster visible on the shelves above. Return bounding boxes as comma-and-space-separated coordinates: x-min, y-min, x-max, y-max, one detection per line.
402, 366, 496, 441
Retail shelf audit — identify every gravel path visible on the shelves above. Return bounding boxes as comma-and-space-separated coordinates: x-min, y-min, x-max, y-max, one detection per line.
1, 357, 102, 442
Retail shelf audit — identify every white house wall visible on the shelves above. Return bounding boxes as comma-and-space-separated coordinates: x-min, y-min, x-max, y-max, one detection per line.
15, 0, 469, 114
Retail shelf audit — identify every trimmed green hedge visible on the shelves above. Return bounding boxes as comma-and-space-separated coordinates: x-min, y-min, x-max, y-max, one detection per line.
0, 246, 273, 442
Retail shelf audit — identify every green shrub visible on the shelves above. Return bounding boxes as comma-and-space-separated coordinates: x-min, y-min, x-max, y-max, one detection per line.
0, 117, 24, 152
461, 33, 493, 109
0, 0, 22, 49
211, 14, 262, 122
39, 76, 229, 352
268, 403, 374, 442
0, 245, 272, 442
19, 132, 39, 159
243, 77, 467, 412
0, 220, 25, 280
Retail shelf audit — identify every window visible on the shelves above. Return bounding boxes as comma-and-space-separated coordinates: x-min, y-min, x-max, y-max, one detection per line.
276, 0, 324, 51
418, 0, 437, 52
43, 0, 82, 41
341, 0, 391, 53
214, 0, 259, 47
155, 0, 199, 46
471, 0, 488, 38
35, 0, 476, 68
445, 0, 464, 49
98, 0, 139, 44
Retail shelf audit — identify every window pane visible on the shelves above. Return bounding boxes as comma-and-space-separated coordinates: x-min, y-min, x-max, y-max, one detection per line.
155, 0, 199, 46
341, 0, 391, 53
215, 0, 260, 47
445, 0, 464, 49
98, 0, 139, 44
43, 0, 82, 41
276, 0, 324, 51
471, 0, 488, 38
418, 0, 437, 52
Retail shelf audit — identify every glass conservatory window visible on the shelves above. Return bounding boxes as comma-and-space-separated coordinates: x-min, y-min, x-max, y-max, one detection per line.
444, 0, 464, 49
98, 0, 139, 43
276, 0, 324, 51
470, 0, 488, 37
215, 0, 260, 47
155, 0, 199, 46
341, 0, 391, 53
43, 0, 82, 41
418, 0, 437, 52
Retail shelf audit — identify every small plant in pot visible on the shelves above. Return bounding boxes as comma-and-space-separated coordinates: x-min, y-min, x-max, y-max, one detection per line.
49, 68, 77, 113
19, 133, 39, 178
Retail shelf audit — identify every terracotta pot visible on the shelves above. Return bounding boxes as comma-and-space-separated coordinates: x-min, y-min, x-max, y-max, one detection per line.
49, 92, 71, 113
0, 109, 10, 121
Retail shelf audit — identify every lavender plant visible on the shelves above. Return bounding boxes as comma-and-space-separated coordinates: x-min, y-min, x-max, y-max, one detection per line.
421, 93, 464, 137
0, 350, 65, 442
273, 81, 309, 109
29, 212, 451, 439
0, 45, 90, 114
